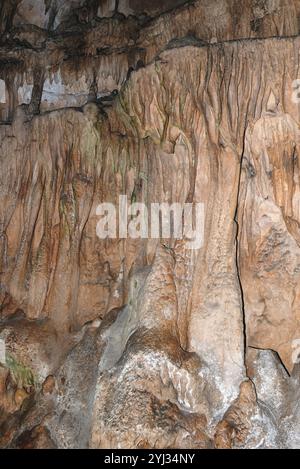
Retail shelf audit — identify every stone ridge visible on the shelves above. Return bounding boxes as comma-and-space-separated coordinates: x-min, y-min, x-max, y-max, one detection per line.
1, 0, 300, 119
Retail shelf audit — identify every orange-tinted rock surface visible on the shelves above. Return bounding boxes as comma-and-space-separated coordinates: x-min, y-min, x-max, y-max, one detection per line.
1, 0, 300, 449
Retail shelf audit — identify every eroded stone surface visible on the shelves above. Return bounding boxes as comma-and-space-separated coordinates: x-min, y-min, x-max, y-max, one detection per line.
1, 0, 300, 449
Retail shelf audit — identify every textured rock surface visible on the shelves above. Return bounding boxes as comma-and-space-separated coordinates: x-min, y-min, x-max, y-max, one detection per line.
1, 0, 300, 449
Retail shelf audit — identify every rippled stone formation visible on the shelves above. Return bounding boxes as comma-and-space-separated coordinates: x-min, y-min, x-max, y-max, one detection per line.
1, 0, 300, 449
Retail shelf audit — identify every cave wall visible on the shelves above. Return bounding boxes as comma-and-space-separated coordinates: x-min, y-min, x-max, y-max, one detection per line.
1, 0, 300, 449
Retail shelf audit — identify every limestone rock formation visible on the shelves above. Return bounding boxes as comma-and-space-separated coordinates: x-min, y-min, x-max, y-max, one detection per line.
1, 0, 300, 449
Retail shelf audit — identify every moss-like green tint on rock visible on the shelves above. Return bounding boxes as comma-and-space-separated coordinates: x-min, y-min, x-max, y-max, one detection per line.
5, 353, 36, 390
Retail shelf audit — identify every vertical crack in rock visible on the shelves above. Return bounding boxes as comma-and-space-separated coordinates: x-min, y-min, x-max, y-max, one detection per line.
235, 125, 249, 370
